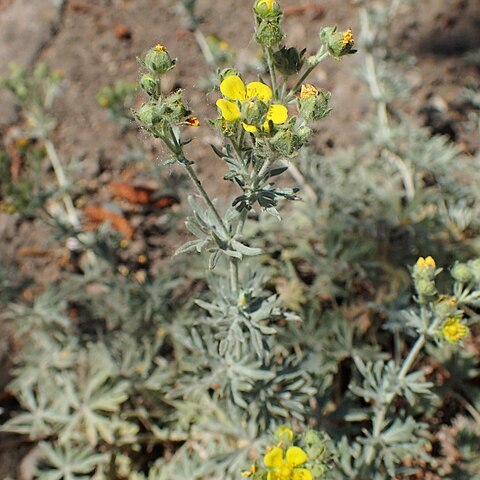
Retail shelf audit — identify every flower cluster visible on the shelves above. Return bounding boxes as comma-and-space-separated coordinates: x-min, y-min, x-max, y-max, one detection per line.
136, 45, 199, 141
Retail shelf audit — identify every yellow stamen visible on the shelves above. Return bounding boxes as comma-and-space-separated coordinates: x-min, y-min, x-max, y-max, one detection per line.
300, 84, 318, 101
154, 44, 166, 52
442, 317, 469, 344
342, 29, 354, 45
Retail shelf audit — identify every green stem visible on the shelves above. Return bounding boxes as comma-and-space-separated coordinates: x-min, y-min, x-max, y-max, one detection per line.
193, 29, 216, 68
44, 139, 80, 229
364, 308, 442, 466
265, 47, 279, 99
165, 127, 230, 238
289, 49, 328, 98
182, 159, 229, 238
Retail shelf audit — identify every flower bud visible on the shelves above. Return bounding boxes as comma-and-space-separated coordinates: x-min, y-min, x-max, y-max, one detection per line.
468, 258, 480, 283
320, 27, 356, 59
434, 296, 459, 318
295, 124, 313, 143
218, 68, 241, 83
451, 262, 473, 283
162, 90, 190, 123
298, 84, 331, 121
273, 47, 305, 75
255, 19, 284, 47
136, 102, 162, 127
413, 256, 437, 281
241, 99, 269, 127
254, 0, 282, 18
270, 126, 308, 158
416, 279, 437, 297
145, 44, 176, 75
139, 73, 160, 98
276, 426, 294, 443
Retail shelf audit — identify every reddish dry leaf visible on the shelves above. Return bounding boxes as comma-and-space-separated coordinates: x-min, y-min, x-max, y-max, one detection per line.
115, 23, 132, 40
108, 182, 179, 209
83, 205, 134, 239
108, 182, 152, 205
153, 195, 178, 209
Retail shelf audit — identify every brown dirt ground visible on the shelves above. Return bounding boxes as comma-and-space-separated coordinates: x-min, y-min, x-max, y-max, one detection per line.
0, 0, 479, 477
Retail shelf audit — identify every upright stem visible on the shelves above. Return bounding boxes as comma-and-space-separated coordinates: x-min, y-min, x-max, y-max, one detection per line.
364, 308, 442, 466
193, 29, 216, 68
44, 139, 80, 229
265, 47, 279, 99
181, 159, 230, 238
289, 50, 328, 98
360, 5, 414, 202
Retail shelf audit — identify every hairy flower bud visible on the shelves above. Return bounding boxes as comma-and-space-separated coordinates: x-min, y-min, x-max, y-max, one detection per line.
136, 102, 162, 127
451, 262, 473, 283
241, 99, 269, 127
254, 0, 282, 18
273, 46, 305, 75
434, 296, 459, 318
468, 258, 480, 283
139, 73, 160, 98
416, 279, 437, 297
162, 90, 190, 123
255, 19, 284, 47
145, 44, 176, 75
320, 27, 356, 59
298, 84, 332, 121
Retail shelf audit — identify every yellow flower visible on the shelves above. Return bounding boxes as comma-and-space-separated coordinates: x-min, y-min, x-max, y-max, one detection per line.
416, 256, 436, 272
216, 75, 288, 132
264, 446, 312, 480
154, 44, 166, 52
442, 317, 469, 344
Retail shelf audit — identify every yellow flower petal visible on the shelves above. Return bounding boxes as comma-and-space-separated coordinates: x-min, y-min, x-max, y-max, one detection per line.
286, 446, 308, 467
293, 468, 313, 480
216, 99, 241, 122
264, 446, 283, 468
267, 104, 288, 125
220, 75, 246, 101
242, 122, 258, 133
246, 81, 272, 102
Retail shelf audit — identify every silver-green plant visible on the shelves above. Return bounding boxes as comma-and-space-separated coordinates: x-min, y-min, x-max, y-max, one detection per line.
2, 0, 480, 479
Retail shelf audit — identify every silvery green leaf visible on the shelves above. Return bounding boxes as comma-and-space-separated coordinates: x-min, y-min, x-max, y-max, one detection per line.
230, 240, 262, 256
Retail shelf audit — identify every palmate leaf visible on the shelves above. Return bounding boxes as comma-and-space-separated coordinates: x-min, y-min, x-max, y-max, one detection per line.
36, 441, 107, 480
1, 386, 68, 438
59, 370, 129, 445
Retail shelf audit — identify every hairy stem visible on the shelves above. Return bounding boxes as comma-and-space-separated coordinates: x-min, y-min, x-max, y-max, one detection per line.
364, 308, 442, 466
265, 47, 279, 99
44, 139, 80, 229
